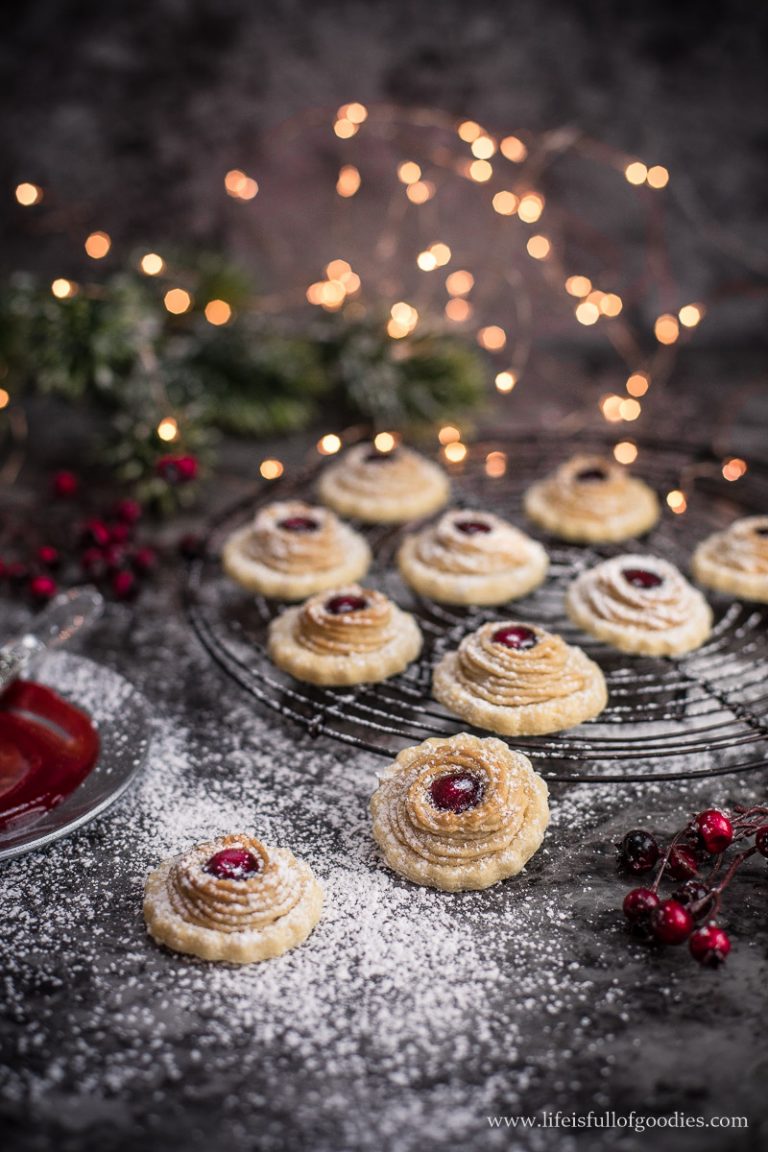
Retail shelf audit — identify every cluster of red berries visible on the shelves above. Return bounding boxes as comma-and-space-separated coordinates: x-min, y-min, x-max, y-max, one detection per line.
0, 471, 158, 603
619, 805, 768, 967
155, 455, 199, 484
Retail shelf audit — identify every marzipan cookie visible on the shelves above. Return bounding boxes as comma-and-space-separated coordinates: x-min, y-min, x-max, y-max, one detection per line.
566, 554, 712, 655
370, 733, 549, 890
433, 621, 607, 735
222, 500, 370, 599
524, 453, 659, 543
144, 834, 323, 963
398, 508, 548, 605
692, 516, 768, 603
317, 442, 450, 523
268, 585, 422, 685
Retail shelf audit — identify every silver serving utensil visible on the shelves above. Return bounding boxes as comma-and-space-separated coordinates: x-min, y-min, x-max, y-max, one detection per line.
0, 586, 104, 693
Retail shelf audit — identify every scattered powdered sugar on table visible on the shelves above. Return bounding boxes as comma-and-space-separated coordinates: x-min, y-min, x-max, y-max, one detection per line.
1, 641, 765, 1152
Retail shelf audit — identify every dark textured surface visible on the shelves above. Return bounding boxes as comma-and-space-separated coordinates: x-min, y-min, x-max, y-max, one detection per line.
1, 423, 768, 1152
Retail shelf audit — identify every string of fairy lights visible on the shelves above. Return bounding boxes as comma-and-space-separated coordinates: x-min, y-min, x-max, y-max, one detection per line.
5, 101, 754, 510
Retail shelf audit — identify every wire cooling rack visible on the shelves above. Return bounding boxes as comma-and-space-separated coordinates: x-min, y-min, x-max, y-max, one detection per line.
186, 434, 768, 783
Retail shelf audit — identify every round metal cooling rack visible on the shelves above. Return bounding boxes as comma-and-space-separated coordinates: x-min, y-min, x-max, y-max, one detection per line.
185, 433, 768, 783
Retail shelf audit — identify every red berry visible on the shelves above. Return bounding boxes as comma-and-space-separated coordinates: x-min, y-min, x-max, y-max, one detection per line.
622, 887, 660, 923
429, 771, 484, 814
36, 545, 60, 569
6, 561, 29, 584
52, 470, 79, 497
689, 923, 731, 967
491, 625, 538, 651
325, 594, 368, 615
114, 499, 142, 524
176, 455, 198, 481
108, 521, 132, 544
28, 575, 57, 602
81, 547, 107, 578
131, 546, 157, 573
178, 533, 204, 560
101, 544, 127, 572
618, 829, 660, 874
667, 845, 698, 881
111, 569, 138, 600
672, 880, 713, 919
204, 848, 261, 880
650, 899, 694, 944
695, 809, 733, 854
80, 519, 110, 549
755, 826, 768, 858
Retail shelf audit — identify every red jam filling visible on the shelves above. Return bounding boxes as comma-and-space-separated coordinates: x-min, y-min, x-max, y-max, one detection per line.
278, 516, 319, 533
623, 568, 664, 589
755, 526, 768, 537
454, 519, 492, 535
0, 681, 100, 831
491, 624, 538, 650
363, 449, 398, 464
575, 467, 608, 482
204, 847, 261, 880
325, 594, 368, 615
429, 771, 484, 814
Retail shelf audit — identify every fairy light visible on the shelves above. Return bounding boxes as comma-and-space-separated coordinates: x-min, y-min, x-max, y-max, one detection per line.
565, 275, 592, 297
51, 278, 77, 299
445, 298, 472, 322
494, 371, 517, 393
492, 191, 518, 216
575, 301, 600, 325
477, 325, 506, 351
647, 165, 669, 189
0, 389, 10, 409
388, 301, 418, 338
157, 417, 179, 442
654, 314, 679, 344
336, 165, 361, 197
626, 372, 649, 397
625, 161, 648, 185
517, 193, 544, 223
374, 431, 396, 453
500, 136, 527, 163
319, 280, 346, 310
260, 458, 284, 480
333, 118, 357, 139
164, 288, 192, 314
318, 433, 342, 455
15, 182, 43, 206
406, 180, 435, 204
438, 425, 461, 445
679, 303, 703, 328
600, 394, 624, 423
613, 441, 638, 465
599, 293, 623, 316
340, 103, 368, 124
326, 259, 351, 279
470, 135, 496, 159
666, 489, 687, 513
397, 161, 421, 185
140, 252, 164, 276
204, 299, 232, 325
722, 457, 747, 481
306, 282, 325, 305
526, 235, 551, 260
485, 450, 507, 477
224, 170, 258, 199
417, 251, 437, 271
468, 160, 493, 183
444, 441, 467, 463
457, 120, 482, 142
445, 270, 474, 296
84, 231, 111, 259
618, 397, 641, 421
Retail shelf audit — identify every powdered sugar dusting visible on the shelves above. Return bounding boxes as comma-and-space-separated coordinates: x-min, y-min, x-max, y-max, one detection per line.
1, 636, 765, 1151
